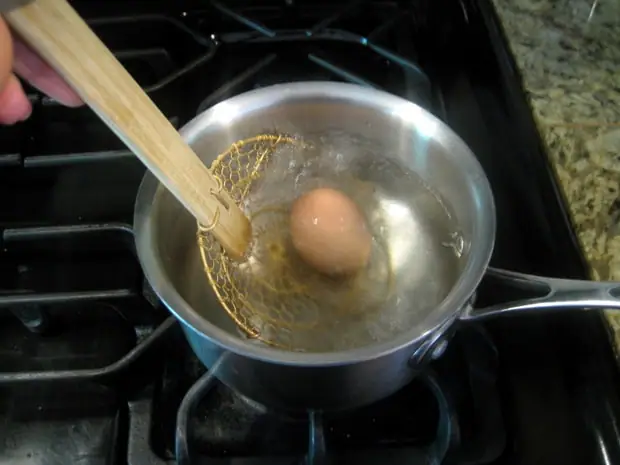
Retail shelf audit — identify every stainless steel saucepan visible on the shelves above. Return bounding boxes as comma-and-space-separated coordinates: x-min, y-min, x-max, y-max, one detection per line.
134, 82, 620, 412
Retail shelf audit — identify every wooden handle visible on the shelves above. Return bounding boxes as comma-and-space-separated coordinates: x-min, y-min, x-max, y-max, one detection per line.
5, 0, 251, 259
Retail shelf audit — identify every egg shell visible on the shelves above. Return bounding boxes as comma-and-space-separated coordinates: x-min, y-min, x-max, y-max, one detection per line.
289, 187, 372, 276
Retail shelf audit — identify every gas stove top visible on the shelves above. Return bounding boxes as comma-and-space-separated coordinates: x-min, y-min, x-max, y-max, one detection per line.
1, 0, 620, 464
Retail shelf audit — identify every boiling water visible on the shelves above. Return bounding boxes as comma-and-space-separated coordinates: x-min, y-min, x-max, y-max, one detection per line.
228, 132, 462, 352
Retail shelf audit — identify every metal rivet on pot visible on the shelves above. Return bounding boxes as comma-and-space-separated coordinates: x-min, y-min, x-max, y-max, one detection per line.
430, 339, 449, 360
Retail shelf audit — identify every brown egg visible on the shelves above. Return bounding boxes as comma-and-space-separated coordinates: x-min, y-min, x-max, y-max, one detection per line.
290, 187, 372, 276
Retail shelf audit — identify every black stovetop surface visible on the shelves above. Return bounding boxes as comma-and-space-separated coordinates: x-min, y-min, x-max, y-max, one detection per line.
1, 0, 620, 464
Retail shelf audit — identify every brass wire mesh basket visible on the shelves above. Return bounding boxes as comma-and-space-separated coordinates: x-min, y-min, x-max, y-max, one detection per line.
196, 134, 390, 350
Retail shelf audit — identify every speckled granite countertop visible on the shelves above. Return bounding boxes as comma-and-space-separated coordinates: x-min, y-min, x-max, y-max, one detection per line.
491, 0, 620, 346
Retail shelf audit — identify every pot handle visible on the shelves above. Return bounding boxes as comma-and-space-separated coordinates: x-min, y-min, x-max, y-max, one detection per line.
459, 267, 620, 322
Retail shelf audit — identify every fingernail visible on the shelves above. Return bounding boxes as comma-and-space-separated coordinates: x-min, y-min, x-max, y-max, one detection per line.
0, 75, 32, 125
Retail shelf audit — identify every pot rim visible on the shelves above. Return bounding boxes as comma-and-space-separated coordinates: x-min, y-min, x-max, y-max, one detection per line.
133, 81, 496, 367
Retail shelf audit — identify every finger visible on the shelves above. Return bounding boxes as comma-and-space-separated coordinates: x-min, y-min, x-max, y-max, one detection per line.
12, 36, 83, 107
0, 73, 31, 124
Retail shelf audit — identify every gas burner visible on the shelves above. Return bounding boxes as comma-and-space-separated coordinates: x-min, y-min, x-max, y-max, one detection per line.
132, 326, 503, 465
173, 371, 458, 465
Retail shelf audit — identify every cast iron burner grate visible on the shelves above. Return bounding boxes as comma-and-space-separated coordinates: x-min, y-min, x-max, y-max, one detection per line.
190, 0, 434, 113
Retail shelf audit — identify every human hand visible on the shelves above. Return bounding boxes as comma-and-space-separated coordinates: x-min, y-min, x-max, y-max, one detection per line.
0, 16, 82, 125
